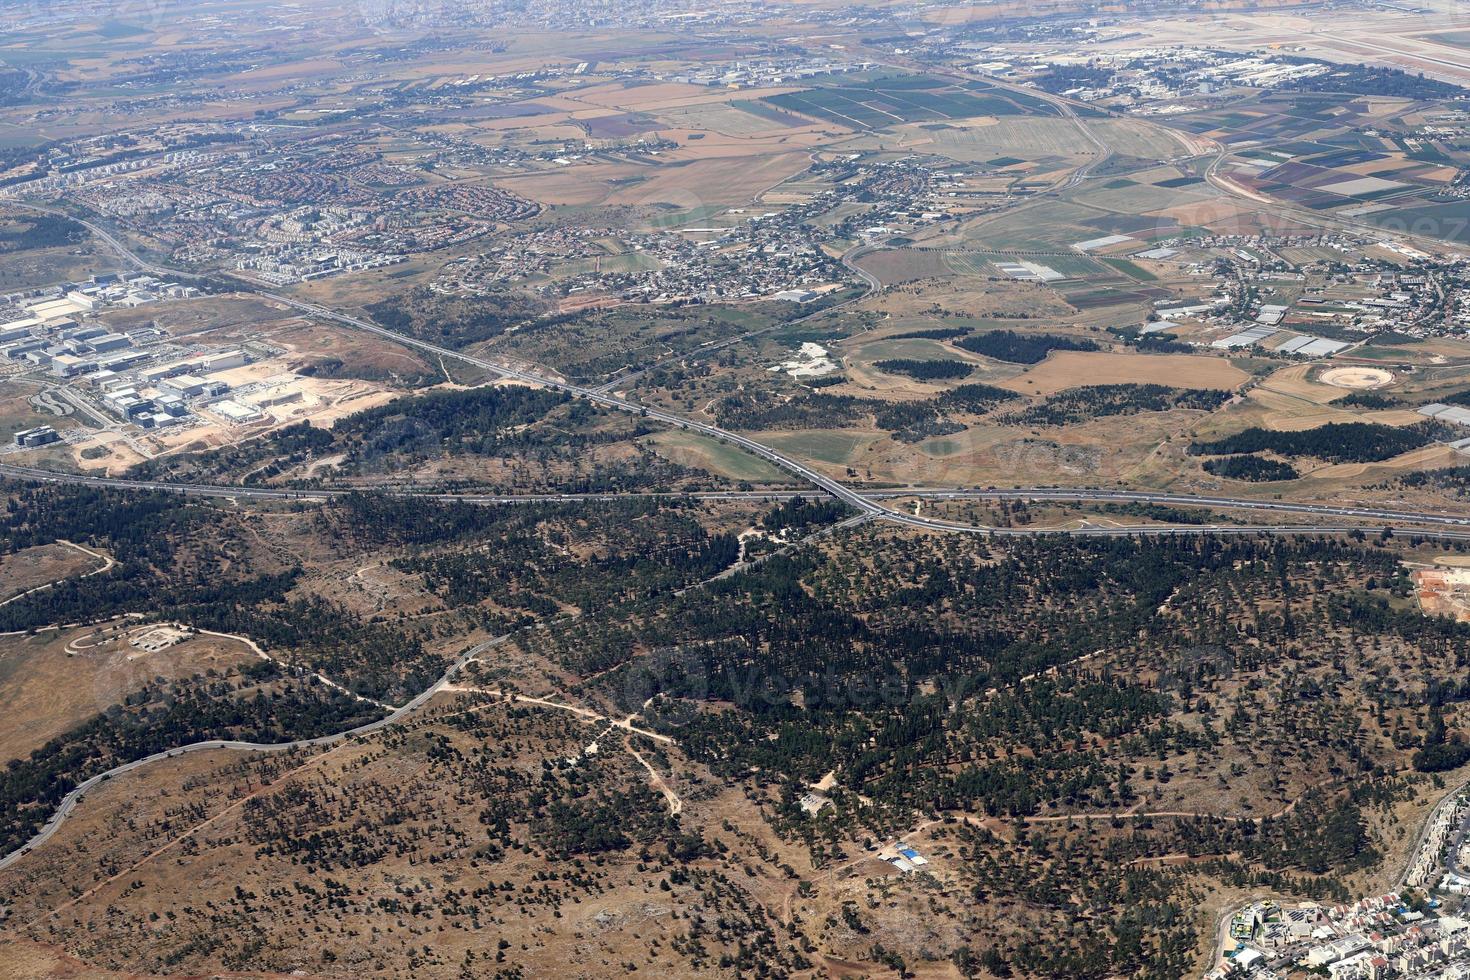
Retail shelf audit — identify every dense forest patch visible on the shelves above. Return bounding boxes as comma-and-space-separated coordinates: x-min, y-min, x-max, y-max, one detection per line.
954, 330, 1099, 364
1003, 384, 1230, 426
872, 357, 974, 381
1190, 421, 1439, 463
1203, 454, 1301, 482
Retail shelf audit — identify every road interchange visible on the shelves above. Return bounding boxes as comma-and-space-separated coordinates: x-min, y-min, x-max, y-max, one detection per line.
6, 459, 1470, 538
9, 125, 1470, 896
8, 126, 1470, 545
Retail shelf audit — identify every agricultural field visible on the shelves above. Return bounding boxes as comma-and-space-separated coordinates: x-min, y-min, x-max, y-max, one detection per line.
878, 116, 1093, 166
759, 73, 1058, 131
15, 4, 1470, 978
998, 350, 1253, 396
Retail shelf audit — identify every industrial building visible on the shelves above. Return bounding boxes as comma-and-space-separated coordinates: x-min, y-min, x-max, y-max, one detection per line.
13, 425, 60, 448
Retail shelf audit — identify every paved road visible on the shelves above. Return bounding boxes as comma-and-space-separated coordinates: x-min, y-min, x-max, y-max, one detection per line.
8, 210, 1470, 892
0, 193, 1008, 536
1396, 780, 1470, 891
589, 240, 880, 395
1441, 797, 1470, 882
9, 82, 1470, 902
0, 634, 506, 873
6, 460, 1470, 535
20, 160, 1470, 543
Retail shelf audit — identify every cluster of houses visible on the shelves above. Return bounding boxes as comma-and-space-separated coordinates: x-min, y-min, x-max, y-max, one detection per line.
1212, 793, 1470, 980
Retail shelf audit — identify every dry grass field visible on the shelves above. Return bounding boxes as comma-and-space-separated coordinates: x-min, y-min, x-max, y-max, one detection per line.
494, 163, 648, 206
850, 248, 957, 285
0, 693, 817, 979
998, 350, 1250, 395
0, 623, 252, 763
0, 542, 104, 606
862, 275, 1078, 320
879, 117, 1094, 165
14, 9, 1470, 977
645, 429, 794, 484
606, 151, 815, 210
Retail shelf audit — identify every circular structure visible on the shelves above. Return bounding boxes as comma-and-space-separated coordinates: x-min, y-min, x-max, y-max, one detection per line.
1319, 366, 1394, 390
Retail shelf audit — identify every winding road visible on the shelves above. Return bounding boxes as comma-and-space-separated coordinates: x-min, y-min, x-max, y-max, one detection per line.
0, 633, 508, 873
7, 95, 1470, 881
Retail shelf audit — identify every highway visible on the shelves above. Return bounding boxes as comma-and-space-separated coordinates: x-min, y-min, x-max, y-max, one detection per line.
10, 164, 1470, 543
6, 460, 1470, 535
8, 156, 1470, 889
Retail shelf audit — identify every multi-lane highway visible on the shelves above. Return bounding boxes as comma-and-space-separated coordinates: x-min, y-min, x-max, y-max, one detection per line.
8, 151, 1470, 887
7, 460, 1470, 538
75, 280, 1470, 539
9, 177, 1470, 543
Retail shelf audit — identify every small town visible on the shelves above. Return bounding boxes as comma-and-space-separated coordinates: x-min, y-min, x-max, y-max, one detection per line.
1212, 791, 1470, 980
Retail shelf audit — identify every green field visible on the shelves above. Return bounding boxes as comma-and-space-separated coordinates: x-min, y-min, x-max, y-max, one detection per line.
919, 436, 970, 457
853, 337, 965, 361
1100, 257, 1158, 282
757, 429, 872, 466
648, 430, 791, 483
547, 252, 661, 279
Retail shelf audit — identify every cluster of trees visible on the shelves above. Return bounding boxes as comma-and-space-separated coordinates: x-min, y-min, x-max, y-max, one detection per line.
366, 287, 555, 348
954, 330, 1099, 364
716, 391, 871, 431
1398, 464, 1470, 495
394, 501, 740, 620
1110, 326, 1192, 355
1412, 706, 1470, 773
873, 401, 966, 443
1135, 334, 1193, 354
1203, 454, 1301, 482
534, 786, 670, 857
760, 496, 853, 534
1003, 384, 1230, 426
219, 701, 804, 974
132, 386, 709, 494
0, 482, 452, 702
335, 384, 572, 456
555, 532, 1401, 818
0, 214, 85, 252
1032, 64, 1114, 94
938, 382, 1021, 414
298, 353, 438, 388
0, 669, 380, 857
1190, 421, 1437, 463
179, 593, 435, 704
131, 421, 334, 485
519, 522, 1461, 972
1338, 391, 1402, 410
717, 382, 1018, 438
14, 469, 1470, 975
889, 326, 970, 341
0, 67, 31, 107
872, 357, 974, 380
1277, 60, 1467, 100
329, 493, 504, 547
